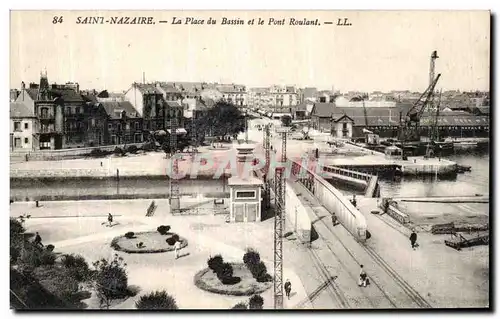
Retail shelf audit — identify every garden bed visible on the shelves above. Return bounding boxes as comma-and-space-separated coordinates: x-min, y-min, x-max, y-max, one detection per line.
110, 231, 188, 254
194, 263, 272, 296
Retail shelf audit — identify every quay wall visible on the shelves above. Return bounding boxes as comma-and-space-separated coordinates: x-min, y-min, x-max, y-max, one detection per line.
10, 143, 144, 163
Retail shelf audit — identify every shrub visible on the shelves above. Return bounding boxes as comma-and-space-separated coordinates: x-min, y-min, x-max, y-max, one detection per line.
216, 263, 234, 282
135, 290, 178, 310
256, 274, 273, 283
10, 218, 25, 236
172, 234, 180, 242
92, 254, 128, 300
157, 225, 171, 235
243, 249, 260, 266
165, 237, 176, 246
10, 246, 21, 263
114, 147, 124, 156
248, 262, 268, 281
141, 142, 154, 152
125, 232, 135, 239
127, 145, 139, 154
61, 254, 92, 282
220, 276, 241, 285
46, 244, 55, 252
33, 265, 80, 305
40, 250, 57, 265
19, 245, 56, 268
89, 148, 107, 158
231, 302, 248, 309
207, 255, 224, 273
248, 295, 264, 309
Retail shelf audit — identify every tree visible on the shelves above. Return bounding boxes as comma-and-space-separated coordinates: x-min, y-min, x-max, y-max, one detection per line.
135, 291, 178, 310
193, 101, 245, 141
91, 254, 128, 309
281, 115, 292, 127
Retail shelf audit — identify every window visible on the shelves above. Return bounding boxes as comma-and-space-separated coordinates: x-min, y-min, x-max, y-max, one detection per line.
24, 123, 29, 129
91, 119, 95, 127
134, 133, 142, 143
117, 123, 122, 131
236, 191, 256, 199
135, 122, 140, 130
40, 107, 49, 118
75, 107, 80, 114
108, 123, 112, 129
14, 122, 21, 131
14, 138, 21, 148
66, 107, 71, 115
24, 137, 29, 144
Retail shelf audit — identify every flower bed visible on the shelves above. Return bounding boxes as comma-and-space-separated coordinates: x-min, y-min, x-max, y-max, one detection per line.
110, 231, 188, 254
194, 263, 272, 296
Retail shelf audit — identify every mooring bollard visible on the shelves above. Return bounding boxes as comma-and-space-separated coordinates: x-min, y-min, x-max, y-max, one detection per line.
36, 200, 39, 207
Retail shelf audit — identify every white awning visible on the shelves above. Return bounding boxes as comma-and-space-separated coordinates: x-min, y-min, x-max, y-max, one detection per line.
167, 128, 187, 134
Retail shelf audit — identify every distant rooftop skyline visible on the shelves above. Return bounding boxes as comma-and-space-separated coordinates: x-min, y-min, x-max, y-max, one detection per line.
10, 11, 490, 93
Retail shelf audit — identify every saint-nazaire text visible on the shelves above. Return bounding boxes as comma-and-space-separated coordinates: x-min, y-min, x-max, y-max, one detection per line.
75, 17, 155, 25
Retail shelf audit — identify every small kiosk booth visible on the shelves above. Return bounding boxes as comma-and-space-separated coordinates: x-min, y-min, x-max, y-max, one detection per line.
384, 145, 403, 160
227, 144, 263, 223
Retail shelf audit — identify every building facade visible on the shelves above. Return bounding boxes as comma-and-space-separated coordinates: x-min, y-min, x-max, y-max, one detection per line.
10, 102, 39, 151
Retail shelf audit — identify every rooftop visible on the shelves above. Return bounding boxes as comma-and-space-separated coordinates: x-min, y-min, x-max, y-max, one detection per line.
100, 101, 140, 119
10, 102, 35, 118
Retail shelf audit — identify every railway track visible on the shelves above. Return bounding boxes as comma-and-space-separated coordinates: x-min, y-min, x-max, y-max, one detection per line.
295, 246, 349, 309
313, 209, 432, 309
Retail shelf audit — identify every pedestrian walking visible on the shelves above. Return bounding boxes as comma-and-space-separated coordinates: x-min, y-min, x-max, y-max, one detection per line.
351, 194, 357, 207
33, 232, 43, 248
284, 279, 292, 299
174, 240, 182, 259
332, 213, 339, 226
107, 213, 113, 227
410, 230, 418, 250
358, 265, 368, 287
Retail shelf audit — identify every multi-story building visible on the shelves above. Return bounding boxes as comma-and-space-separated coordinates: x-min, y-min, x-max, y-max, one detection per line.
216, 84, 247, 107
269, 85, 298, 108
15, 75, 65, 150
124, 83, 168, 132
10, 102, 39, 151
101, 101, 144, 145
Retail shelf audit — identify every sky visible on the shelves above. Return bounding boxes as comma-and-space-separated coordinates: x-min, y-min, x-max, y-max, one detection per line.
10, 10, 490, 93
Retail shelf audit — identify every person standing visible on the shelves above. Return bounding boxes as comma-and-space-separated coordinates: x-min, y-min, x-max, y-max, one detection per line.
284, 279, 292, 300
107, 213, 113, 227
410, 230, 418, 250
174, 240, 181, 259
34, 232, 43, 248
358, 265, 367, 287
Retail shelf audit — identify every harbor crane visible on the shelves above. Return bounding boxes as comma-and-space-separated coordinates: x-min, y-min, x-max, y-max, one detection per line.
399, 50, 441, 146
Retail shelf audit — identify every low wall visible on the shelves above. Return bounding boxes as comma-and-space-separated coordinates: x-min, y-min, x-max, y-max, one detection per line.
290, 160, 367, 242
10, 143, 144, 162
380, 199, 410, 224
285, 181, 312, 243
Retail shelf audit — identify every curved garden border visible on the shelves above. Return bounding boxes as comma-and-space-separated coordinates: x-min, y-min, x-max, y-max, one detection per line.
110, 231, 188, 254
194, 263, 272, 296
